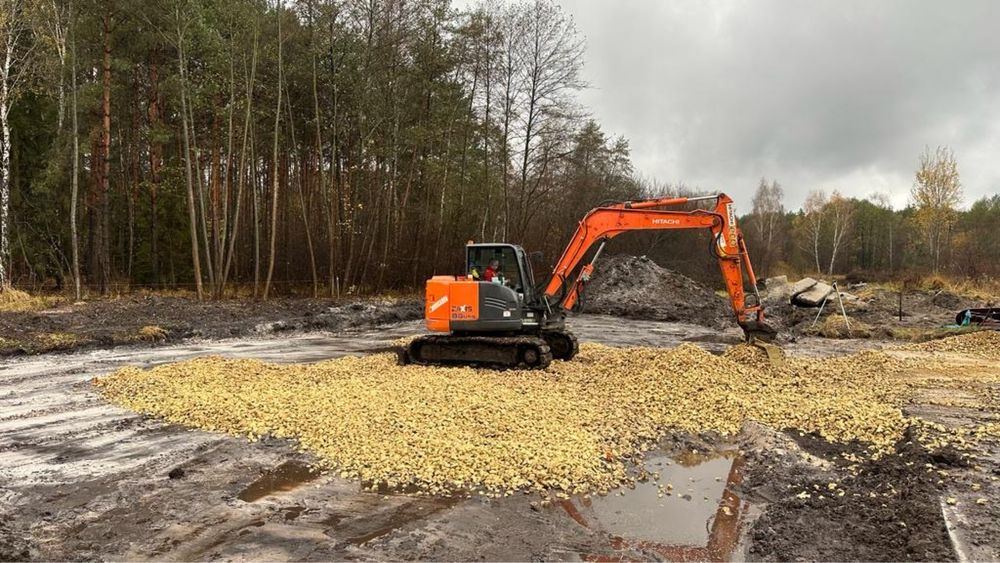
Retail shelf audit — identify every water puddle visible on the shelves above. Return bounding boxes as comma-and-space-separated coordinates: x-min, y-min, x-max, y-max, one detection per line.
561, 448, 749, 562
237, 461, 321, 502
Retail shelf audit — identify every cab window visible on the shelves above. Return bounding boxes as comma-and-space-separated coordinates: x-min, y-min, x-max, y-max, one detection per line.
467, 246, 523, 293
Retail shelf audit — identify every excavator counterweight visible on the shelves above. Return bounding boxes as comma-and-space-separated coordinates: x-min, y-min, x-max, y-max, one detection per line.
403, 193, 775, 369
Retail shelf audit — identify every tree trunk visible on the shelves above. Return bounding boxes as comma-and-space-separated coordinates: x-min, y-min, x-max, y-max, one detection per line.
98, 6, 112, 294
0, 28, 12, 288
177, 9, 204, 299
222, 21, 257, 292
263, 0, 282, 300
147, 48, 162, 284
70, 4, 80, 299
189, 102, 215, 288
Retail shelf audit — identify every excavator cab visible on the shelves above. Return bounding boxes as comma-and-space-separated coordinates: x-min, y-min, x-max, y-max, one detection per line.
465, 243, 535, 300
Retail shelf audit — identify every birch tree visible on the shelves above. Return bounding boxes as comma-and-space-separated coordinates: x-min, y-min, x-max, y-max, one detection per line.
69, 0, 79, 299
800, 189, 827, 274
749, 178, 784, 276
0, 0, 36, 289
825, 191, 853, 275
175, 1, 204, 299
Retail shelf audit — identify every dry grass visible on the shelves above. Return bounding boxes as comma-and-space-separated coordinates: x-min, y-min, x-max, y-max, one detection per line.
136, 325, 169, 342
0, 288, 60, 312
95, 332, 1000, 496
887, 325, 985, 342
816, 315, 873, 338
38, 332, 79, 348
871, 274, 1000, 302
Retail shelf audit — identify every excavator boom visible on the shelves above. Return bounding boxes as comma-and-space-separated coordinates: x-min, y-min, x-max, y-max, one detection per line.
543, 193, 771, 338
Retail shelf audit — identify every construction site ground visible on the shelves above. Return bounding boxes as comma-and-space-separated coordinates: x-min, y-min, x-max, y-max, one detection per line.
3, 311, 999, 562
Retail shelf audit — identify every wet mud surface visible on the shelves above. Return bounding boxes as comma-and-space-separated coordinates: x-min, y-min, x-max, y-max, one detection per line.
2, 314, 999, 561
0, 295, 422, 356
743, 428, 955, 561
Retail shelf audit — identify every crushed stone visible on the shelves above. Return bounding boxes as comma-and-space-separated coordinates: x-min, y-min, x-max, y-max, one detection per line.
95, 332, 1000, 497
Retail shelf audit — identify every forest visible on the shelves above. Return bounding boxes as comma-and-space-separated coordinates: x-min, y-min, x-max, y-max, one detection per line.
1, 0, 998, 299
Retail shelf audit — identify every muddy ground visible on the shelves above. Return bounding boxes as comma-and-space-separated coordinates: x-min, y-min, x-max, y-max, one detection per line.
583, 253, 994, 340
0, 295, 422, 357
2, 313, 999, 561
763, 285, 991, 340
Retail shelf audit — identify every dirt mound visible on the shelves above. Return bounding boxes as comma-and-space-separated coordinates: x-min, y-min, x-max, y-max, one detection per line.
583, 255, 733, 327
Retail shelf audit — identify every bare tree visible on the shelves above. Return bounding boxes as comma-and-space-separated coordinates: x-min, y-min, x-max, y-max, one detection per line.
513, 0, 584, 240
221, 14, 258, 293
494, 2, 522, 239
175, 1, 204, 299
825, 191, 853, 275
262, 0, 282, 300
749, 178, 784, 276
911, 145, 961, 272
800, 189, 827, 274
69, 0, 79, 300
869, 192, 894, 272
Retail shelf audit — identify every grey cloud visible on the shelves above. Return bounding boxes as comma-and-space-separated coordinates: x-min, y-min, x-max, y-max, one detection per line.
565, 0, 1000, 210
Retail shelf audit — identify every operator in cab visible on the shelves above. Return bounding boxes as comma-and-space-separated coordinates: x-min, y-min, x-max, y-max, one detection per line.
484, 259, 501, 282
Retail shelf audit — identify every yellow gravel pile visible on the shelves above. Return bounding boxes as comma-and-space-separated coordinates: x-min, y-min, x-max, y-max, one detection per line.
95, 336, 954, 496
901, 330, 1000, 360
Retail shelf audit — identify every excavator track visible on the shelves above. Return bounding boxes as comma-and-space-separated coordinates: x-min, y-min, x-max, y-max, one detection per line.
404, 334, 553, 370
542, 329, 579, 361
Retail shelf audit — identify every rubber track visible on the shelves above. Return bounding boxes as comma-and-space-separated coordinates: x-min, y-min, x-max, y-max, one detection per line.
406, 334, 553, 370
542, 329, 579, 361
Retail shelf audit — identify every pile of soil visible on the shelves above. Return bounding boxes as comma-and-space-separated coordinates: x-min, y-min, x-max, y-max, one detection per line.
0, 296, 422, 357
583, 255, 733, 327
742, 426, 956, 561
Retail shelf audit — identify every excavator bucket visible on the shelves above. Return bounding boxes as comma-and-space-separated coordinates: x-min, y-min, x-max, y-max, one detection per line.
740, 319, 778, 342
740, 319, 784, 367
751, 338, 786, 367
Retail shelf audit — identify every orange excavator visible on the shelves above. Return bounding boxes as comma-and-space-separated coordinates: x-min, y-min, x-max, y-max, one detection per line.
403, 193, 776, 369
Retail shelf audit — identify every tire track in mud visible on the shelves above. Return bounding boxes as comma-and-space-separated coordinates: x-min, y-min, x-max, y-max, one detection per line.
0, 326, 422, 487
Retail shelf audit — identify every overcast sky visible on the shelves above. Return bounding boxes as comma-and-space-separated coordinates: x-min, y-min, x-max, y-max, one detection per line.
462, 0, 1000, 211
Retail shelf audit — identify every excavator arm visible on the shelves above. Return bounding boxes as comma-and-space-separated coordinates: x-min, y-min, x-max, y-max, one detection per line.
541, 193, 774, 340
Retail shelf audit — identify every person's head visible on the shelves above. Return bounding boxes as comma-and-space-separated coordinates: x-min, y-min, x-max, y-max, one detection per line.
489, 259, 500, 269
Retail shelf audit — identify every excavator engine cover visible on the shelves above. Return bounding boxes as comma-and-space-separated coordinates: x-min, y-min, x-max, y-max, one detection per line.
425, 276, 478, 333
425, 276, 526, 333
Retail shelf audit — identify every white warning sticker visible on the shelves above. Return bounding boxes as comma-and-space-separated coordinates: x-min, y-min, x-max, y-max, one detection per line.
429, 295, 449, 313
